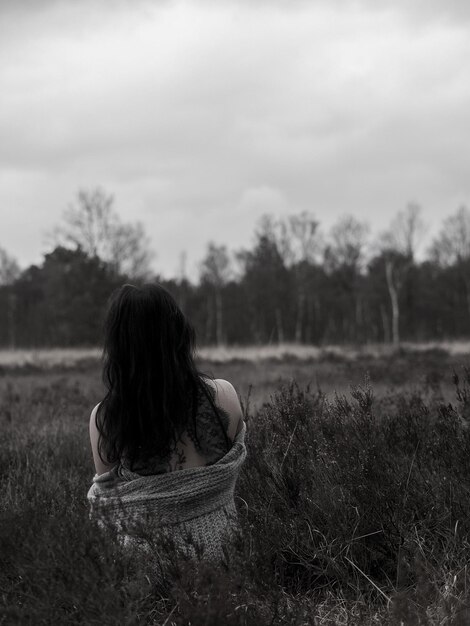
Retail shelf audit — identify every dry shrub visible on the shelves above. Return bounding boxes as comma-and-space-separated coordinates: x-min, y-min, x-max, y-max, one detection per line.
1, 369, 470, 624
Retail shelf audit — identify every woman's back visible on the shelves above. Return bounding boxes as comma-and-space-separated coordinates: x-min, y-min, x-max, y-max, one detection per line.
89, 377, 243, 477
117, 378, 243, 476
88, 377, 246, 562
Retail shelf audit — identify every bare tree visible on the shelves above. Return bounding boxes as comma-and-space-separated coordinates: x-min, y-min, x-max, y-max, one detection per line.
323, 215, 370, 341
380, 204, 426, 345
383, 254, 402, 346
429, 206, 470, 266
385, 202, 426, 261
430, 206, 470, 323
254, 212, 323, 343
200, 243, 231, 346
288, 211, 323, 265
285, 212, 322, 342
0, 247, 20, 286
326, 215, 370, 272
51, 187, 154, 280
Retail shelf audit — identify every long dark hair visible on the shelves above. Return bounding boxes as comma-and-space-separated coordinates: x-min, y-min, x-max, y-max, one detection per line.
96, 283, 220, 470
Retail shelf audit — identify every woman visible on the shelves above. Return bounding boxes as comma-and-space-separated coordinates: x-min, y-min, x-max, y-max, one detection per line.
87, 283, 246, 562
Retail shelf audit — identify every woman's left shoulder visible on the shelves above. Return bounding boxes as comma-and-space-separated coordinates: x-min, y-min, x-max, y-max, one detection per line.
207, 378, 236, 393
205, 378, 243, 440
205, 378, 239, 404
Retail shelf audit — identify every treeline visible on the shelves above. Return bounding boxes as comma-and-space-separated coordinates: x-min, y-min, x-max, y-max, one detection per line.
1, 188, 470, 347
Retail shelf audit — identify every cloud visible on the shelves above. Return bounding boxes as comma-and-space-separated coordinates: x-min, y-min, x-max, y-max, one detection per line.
0, 0, 469, 275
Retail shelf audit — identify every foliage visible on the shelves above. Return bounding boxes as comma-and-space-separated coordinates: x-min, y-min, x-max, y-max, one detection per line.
3, 203, 470, 346
1, 365, 470, 624
50, 187, 154, 280
0, 247, 123, 347
0, 247, 20, 286
429, 206, 470, 267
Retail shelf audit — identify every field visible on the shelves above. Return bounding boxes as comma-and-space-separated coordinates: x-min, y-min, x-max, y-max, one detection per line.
2, 344, 470, 624
2, 341, 470, 407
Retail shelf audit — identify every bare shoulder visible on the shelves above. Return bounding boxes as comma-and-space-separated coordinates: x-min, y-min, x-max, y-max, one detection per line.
89, 402, 101, 439
90, 402, 101, 422
205, 378, 244, 439
205, 378, 240, 407
89, 401, 114, 476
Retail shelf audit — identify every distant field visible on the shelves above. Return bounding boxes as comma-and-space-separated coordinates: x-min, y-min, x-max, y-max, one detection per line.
199, 340, 470, 361
0, 348, 100, 369
2, 340, 470, 367
1, 342, 470, 409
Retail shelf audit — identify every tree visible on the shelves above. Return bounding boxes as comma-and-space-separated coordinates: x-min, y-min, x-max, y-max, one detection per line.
324, 216, 370, 342
199, 243, 231, 346
0, 247, 20, 286
288, 212, 323, 264
0, 247, 20, 348
12, 247, 122, 346
238, 223, 292, 344
430, 206, 470, 326
325, 215, 370, 272
284, 212, 323, 342
51, 187, 154, 280
379, 204, 426, 344
429, 206, 470, 266
385, 202, 426, 262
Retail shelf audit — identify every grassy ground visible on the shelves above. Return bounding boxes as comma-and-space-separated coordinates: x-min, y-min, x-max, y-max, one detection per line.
1, 342, 467, 408
2, 340, 470, 368
1, 345, 470, 624
2, 342, 459, 417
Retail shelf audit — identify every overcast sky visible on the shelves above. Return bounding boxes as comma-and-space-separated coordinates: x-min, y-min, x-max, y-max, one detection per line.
1, 0, 469, 278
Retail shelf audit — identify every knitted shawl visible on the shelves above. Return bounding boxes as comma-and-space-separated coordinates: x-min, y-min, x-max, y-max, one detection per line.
87, 423, 246, 561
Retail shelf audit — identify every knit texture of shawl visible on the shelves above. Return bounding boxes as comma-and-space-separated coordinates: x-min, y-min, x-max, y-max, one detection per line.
87, 423, 246, 561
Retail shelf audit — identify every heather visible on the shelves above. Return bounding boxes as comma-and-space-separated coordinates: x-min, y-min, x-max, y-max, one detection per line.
1, 360, 470, 624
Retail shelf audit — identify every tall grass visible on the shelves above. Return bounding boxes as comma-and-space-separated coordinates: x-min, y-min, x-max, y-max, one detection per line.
1, 369, 470, 624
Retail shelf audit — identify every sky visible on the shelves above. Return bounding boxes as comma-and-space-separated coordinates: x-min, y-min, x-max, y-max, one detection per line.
1, 0, 470, 279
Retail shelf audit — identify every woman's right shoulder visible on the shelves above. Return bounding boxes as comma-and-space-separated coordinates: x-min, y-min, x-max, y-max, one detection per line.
204, 378, 244, 439
89, 402, 101, 423
88, 401, 115, 476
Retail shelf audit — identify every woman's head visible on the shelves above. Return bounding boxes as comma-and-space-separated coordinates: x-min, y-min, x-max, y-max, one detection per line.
103, 283, 195, 381
97, 283, 202, 470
